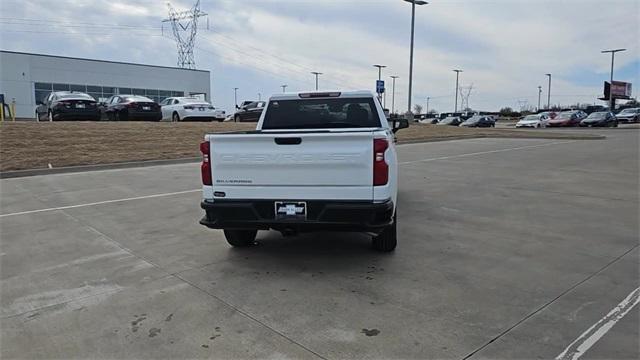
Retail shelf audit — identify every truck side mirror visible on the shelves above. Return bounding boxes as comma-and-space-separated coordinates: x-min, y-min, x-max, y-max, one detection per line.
391, 118, 409, 133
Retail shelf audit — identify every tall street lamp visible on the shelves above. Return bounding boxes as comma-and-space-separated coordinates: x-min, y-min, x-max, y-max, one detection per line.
537, 86, 542, 111
373, 64, 386, 103
233, 87, 239, 112
311, 72, 322, 90
258, 92, 261, 101
403, 0, 428, 115
602, 48, 626, 110
453, 69, 463, 112
390, 75, 399, 114
426, 96, 430, 114
545, 73, 552, 109
281, 84, 288, 93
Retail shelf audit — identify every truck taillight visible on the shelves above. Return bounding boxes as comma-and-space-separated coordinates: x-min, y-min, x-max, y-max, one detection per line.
373, 138, 389, 186
200, 140, 212, 185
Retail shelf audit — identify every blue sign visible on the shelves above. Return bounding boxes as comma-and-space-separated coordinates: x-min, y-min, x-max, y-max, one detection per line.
376, 80, 385, 94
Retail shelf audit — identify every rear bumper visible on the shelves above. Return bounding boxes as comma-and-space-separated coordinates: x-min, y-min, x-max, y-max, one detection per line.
200, 199, 394, 233
183, 116, 223, 122
53, 108, 100, 120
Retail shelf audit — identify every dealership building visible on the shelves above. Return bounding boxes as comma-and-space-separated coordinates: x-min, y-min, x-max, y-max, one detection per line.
0, 50, 211, 119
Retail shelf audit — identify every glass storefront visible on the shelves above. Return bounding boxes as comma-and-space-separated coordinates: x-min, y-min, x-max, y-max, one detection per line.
34, 82, 188, 104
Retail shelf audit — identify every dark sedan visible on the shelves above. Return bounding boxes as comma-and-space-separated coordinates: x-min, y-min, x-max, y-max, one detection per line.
579, 111, 618, 127
459, 115, 495, 128
36, 91, 101, 121
234, 101, 266, 122
102, 95, 162, 121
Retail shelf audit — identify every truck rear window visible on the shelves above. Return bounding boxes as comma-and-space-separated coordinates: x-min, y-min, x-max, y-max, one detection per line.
262, 98, 381, 129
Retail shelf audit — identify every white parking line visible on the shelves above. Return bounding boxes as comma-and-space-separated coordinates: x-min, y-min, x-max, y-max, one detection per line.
556, 287, 640, 360
0, 189, 200, 218
399, 140, 575, 165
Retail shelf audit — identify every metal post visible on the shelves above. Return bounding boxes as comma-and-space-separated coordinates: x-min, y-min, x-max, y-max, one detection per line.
426, 97, 430, 114
602, 49, 626, 110
408, 2, 415, 115
311, 72, 322, 90
545, 73, 551, 109
258, 93, 261, 101
453, 69, 462, 112
537, 86, 542, 111
281, 84, 288, 93
373, 65, 386, 104
233, 87, 238, 108
390, 76, 399, 114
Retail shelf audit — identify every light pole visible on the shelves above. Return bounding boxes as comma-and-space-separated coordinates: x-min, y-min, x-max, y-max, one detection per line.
602, 48, 626, 110
426, 96, 430, 114
537, 86, 542, 111
545, 73, 551, 109
233, 87, 239, 109
311, 72, 322, 90
281, 84, 288, 93
453, 69, 462, 112
258, 92, 261, 101
403, 0, 428, 116
390, 75, 399, 114
373, 64, 386, 103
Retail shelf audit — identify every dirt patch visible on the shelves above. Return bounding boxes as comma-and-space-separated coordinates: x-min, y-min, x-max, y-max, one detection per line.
0, 121, 602, 172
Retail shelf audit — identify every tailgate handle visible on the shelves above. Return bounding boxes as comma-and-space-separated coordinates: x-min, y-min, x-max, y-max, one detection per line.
274, 137, 302, 145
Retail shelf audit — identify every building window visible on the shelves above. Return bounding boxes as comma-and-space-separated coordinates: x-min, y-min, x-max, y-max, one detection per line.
53, 83, 70, 91
35, 82, 53, 91
70, 84, 86, 92
132, 88, 145, 96
118, 88, 132, 95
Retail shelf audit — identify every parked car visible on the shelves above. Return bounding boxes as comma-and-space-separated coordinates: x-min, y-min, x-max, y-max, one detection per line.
35, 91, 100, 121
199, 90, 408, 252
159, 97, 225, 122
547, 111, 586, 127
579, 111, 618, 127
437, 116, 462, 126
516, 114, 549, 128
234, 101, 266, 122
615, 107, 640, 123
459, 115, 495, 127
102, 95, 162, 121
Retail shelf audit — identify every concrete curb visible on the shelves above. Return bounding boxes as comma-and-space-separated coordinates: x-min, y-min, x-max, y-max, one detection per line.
0, 133, 605, 179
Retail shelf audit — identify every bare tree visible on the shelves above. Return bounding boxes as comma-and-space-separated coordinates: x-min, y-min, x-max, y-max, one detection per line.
413, 104, 423, 115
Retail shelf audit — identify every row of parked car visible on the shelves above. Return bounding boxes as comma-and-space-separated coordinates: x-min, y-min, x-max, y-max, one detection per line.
516, 108, 640, 128
35, 91, 227, 122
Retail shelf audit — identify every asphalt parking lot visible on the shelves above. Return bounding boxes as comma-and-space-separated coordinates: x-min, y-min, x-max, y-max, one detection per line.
1, 129, 638, 359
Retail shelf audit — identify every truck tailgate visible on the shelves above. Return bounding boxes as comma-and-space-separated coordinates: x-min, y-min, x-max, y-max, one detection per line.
209, 131, 375, 200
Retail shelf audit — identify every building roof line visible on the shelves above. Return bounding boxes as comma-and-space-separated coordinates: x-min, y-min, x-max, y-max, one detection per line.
0, 50, 210, 73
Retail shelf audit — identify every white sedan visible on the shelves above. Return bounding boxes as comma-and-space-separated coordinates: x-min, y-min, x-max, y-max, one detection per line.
516, 114, 549, 128
159, 97, 225, 122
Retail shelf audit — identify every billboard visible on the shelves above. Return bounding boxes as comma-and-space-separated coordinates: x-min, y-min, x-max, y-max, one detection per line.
602, 81, 633, 100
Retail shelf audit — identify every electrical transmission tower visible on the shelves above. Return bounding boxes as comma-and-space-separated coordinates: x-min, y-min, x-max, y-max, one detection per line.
458, 84, 474, 111
162, 0, 208, 69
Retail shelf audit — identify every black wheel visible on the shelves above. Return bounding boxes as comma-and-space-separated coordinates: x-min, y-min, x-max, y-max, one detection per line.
116, 110, 128, 121
614, 121, 618, 127
35, 111, 40, 122
115, 111, 121, 121
223, 230, 257, 247
172, 112, 180, 122
234, 115, 241, 123
48, 110, 54, 122
372, 212, 397, 252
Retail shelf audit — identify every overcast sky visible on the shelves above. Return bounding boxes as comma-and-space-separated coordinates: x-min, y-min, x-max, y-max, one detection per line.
1, 0, 638, 113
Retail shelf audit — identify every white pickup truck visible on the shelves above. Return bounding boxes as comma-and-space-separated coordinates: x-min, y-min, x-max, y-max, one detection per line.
199, 90, 408, 251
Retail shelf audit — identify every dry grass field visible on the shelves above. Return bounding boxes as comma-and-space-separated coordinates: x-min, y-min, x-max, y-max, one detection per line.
0, 121, 600, 172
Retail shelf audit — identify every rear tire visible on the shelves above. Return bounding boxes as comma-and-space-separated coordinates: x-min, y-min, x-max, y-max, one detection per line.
48, 110, 54, 122
172, 112, 180, 122
235, 115, 241, 123
224, 230, 257, 247
372, 213, 397, 252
